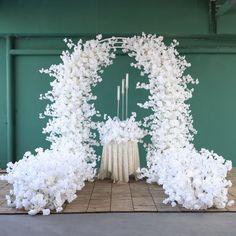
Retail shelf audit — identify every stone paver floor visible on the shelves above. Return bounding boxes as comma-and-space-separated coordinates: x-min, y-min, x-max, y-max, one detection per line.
0, 168, 236, 214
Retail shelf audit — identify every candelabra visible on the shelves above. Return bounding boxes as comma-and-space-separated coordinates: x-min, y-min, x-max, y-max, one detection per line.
117, 73, 129, 120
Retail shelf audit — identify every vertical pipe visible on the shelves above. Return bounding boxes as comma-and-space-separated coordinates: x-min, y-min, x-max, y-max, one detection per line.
6, 36, 14, 163
209, 0, 217, 34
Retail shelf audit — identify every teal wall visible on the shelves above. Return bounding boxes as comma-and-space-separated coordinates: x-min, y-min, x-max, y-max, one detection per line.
1, 0, 236, 168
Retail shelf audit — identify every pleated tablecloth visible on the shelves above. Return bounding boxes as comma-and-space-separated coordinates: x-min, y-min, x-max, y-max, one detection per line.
98, 141, 140, 183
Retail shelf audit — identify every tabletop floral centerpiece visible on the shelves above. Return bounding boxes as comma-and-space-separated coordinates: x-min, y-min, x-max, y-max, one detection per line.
98, 113, 146, 145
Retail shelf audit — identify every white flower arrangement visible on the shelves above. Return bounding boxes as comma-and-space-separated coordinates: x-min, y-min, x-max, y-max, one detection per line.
1, 33, 233, 215
140, 147, 232, 209
1, 36, 117, 215
123, 34, 233, 209
3, 147, 95, 215
98, 113, 146, 145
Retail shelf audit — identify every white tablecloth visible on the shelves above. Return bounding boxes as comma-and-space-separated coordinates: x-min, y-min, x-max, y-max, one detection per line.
98, 141, 140, 183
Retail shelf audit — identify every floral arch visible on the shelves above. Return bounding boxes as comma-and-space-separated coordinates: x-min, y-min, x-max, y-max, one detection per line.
2, 34, 233, 215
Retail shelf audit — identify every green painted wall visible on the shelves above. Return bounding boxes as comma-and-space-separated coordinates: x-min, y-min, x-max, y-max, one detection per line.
1, 0, 236, 168
0, 0, 208, 34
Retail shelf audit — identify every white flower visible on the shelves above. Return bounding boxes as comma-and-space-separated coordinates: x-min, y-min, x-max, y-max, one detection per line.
227, 200, 234, 207
42, 209, 50, 216
96, 34, 102, 40
28, 209, 38, 216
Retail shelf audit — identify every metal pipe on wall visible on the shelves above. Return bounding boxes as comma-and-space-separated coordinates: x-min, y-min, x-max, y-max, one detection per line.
6, 36, 14, 163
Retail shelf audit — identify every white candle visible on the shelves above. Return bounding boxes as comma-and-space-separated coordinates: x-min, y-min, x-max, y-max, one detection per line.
122, 79, 125, 94
117, 86, 120, 100
125, 74, 129, 119
121, 79, 125, 120
126, 73, 129, 89
117, 86, 120, 118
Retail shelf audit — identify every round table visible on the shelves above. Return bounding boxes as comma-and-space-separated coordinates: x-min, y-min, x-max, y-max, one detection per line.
98, 141, 140, 183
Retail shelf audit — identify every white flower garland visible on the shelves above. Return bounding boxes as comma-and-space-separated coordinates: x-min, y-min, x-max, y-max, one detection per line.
98, 113, 145, 145
150, 147, 233, 209
123, 34, 233, 209
1, 34, 233, 214
4, 147, 95, 215
1, 36, 117, 215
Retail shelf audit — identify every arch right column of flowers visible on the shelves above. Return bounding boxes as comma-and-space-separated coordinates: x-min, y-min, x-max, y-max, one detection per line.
122, 34, 232, 209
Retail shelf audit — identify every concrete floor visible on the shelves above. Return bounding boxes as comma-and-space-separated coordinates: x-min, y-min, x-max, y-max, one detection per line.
0, 213, 236, 236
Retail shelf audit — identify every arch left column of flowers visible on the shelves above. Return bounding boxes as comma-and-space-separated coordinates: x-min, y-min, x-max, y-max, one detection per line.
1, 36, 117, 215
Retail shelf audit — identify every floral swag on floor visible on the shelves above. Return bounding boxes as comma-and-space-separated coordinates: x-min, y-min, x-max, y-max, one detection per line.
1, 34, 233, 215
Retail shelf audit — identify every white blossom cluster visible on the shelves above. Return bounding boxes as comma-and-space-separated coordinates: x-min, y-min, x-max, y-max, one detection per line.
141, 147, 233, 209
98, 113, 146, 145
123, 33, 233, 209
1, 35, 117, 215
2, 147, 95, 215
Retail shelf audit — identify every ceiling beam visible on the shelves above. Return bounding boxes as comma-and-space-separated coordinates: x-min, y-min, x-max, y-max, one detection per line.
217, 0, 236, 16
